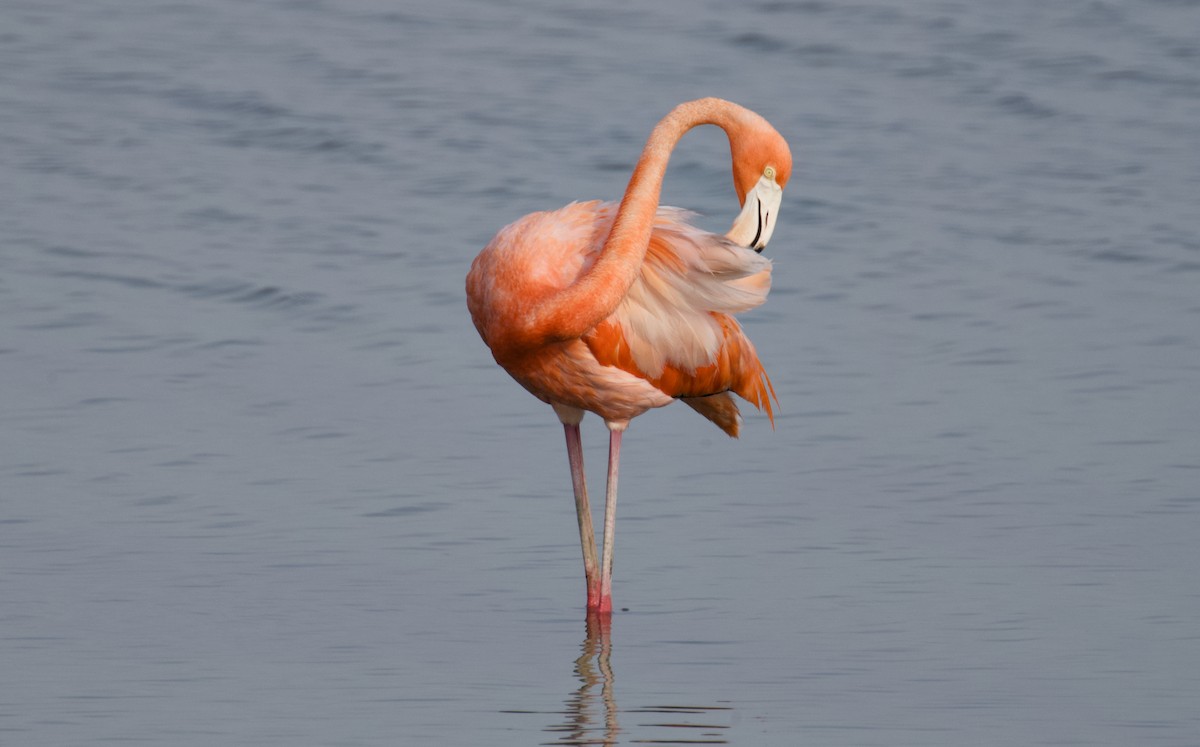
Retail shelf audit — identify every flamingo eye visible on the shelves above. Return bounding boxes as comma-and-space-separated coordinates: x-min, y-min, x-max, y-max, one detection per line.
763, 166, 776, 181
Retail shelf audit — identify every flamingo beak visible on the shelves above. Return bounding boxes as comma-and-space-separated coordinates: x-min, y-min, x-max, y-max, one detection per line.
727, 172, 783, 252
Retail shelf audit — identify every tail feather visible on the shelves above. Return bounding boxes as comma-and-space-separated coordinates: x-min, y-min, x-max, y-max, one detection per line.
681, 393, 742, 438
736, 366, 777, 429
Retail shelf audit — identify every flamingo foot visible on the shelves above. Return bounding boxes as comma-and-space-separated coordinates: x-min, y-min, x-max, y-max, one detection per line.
587, 588, 613, 615
585, 570, 599, 607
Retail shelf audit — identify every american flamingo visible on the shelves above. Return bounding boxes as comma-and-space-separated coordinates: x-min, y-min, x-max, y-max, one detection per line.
466, 98, 792, 614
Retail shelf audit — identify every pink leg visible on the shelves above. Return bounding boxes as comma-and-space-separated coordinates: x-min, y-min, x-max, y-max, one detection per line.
564, 422, 600, 609
597, 427, 623, 614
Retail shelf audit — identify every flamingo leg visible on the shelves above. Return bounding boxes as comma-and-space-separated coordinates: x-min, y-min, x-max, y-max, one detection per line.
564, 422, 601, 608
598, 426, 623, 614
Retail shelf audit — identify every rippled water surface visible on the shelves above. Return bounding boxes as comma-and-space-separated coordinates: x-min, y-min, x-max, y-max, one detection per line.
3, 0, 1199, 744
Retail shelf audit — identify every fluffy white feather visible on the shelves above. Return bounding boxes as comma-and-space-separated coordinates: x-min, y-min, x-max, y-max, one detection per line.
611, 205, 772, 377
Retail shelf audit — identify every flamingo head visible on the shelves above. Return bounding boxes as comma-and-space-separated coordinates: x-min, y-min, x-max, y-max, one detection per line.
728, 122, 791, 252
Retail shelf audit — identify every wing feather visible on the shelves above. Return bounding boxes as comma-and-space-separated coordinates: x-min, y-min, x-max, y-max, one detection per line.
582, 205, 777, 431
610, 206, 772, 377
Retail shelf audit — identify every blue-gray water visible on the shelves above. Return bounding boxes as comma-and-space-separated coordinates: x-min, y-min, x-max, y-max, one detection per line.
3, 1, 1199, 744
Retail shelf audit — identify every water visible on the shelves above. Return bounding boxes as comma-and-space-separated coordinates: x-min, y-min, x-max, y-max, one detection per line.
2, 0, 1199, 744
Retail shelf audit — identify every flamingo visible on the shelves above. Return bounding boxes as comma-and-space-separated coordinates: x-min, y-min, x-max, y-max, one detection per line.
466, 98, 792, 614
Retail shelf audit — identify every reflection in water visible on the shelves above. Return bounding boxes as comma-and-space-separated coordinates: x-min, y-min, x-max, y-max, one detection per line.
546, 613, 619, 745
538, 614, 732, 746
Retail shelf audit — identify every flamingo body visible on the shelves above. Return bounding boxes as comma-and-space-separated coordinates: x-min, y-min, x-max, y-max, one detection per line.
466, 99, 792, 613
468, 200, 775, 431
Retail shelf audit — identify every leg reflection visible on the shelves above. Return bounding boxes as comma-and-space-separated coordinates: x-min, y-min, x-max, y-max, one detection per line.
545, 612, 618, 745
540, 614, 734, 745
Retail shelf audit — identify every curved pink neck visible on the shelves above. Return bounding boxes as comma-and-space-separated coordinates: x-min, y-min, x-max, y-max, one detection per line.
530, 99, 748, 343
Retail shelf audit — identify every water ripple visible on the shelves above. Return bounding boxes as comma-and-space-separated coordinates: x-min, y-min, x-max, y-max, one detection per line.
42, 269, 357, 323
